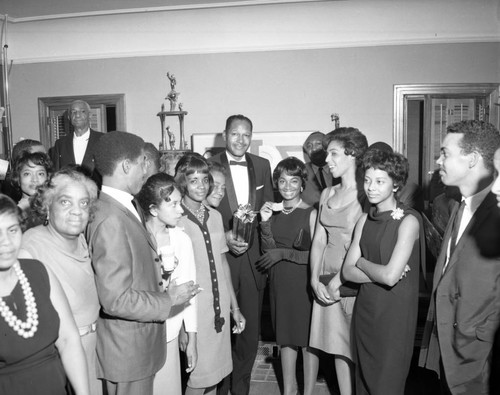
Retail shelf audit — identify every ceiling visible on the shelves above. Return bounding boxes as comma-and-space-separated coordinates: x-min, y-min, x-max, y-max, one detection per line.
1, 0, 324, 20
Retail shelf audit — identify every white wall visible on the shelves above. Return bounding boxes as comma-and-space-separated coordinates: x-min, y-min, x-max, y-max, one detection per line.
8, 42, 500, 151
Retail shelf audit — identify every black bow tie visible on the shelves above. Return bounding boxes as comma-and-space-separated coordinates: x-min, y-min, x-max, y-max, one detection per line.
229, 160, 247, 167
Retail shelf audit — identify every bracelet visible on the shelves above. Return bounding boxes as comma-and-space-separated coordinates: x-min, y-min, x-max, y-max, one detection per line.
231, 307, 240, 313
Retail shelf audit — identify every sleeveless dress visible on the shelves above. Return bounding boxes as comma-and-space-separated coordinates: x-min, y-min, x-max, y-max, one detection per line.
353, 206, 420, 395
309, 187, 363, 358
269, 206, 314, 347
0, 259, 67, 394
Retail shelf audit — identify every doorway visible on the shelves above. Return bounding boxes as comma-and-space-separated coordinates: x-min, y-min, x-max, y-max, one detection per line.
38, 94, 126, 149
394, 83, 500, 209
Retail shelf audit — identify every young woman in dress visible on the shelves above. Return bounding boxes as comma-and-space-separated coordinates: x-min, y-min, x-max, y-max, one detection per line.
0, 194, 90, 394
309, 127, 368, 395
342, 149, 421, 395
136, 173, 198, 395
174, 154, 245, 395
258, 157, 317, 395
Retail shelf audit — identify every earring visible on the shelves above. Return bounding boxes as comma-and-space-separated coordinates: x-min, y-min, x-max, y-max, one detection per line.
44, 212, 49, 226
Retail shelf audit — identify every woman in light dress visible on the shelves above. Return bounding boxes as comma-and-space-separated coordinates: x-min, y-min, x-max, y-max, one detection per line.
309, 128, 368, 395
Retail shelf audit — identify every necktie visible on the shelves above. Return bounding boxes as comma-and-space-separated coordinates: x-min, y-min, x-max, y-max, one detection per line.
449, 200, 466, 258
230, 160, 247, 167
318, 167, 327, 189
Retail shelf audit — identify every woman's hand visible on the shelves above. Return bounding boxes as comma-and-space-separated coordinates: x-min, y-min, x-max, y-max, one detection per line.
231, 309, 246, 334
184, 333, 198, 373
399, 264, 411, 280
255, 249, 285, 271
260, 201, 274, 223
311, 278, 335, 305
326, 275, 342, 302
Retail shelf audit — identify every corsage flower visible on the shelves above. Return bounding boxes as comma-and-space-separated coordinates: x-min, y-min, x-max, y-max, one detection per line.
390, 207, 405, 220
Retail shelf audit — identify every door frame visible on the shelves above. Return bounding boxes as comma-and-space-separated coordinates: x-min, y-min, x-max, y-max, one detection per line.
393, 83, 500, 156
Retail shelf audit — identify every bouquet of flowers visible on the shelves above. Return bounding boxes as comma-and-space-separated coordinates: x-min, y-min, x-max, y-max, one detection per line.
232, 204, 257, 243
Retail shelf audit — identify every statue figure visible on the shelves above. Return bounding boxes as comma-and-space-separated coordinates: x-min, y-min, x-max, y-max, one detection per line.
331, 113, 340, 129
167, 72, 176, 91
167, 126, 176, 150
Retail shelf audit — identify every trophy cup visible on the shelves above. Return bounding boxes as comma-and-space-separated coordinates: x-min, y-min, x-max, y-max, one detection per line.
157, 72, 191, 175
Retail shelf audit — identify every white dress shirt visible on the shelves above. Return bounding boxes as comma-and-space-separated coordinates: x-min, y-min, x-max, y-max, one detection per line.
73, 128, 90, 165
227, 151, 249, 206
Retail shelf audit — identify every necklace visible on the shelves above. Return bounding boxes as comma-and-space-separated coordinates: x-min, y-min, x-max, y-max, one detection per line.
0, 262, 39, 338
182, 200, 206, 224
282, 199, 302, 215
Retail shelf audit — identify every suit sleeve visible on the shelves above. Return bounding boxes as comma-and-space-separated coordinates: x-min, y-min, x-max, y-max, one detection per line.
88, 215, 173, 322
50, 140, 61, 171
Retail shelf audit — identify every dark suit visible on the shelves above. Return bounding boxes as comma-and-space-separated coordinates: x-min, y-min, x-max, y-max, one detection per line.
419, 192, 500, 394
51, 129, 102, 174
209, 152, 273, 395
301, 162, 337, 208
86, 192, 172, 390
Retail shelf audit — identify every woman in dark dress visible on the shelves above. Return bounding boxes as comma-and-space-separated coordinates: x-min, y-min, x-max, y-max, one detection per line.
342, 150, 421, 395
0, 194, 90, 394
258, 157, 317, 395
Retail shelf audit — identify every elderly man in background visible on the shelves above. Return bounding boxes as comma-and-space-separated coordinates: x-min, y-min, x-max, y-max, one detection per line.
51, 100, 102, 177
87, 131, 200, 395
301, 131, 337, 208
419, 120, 500, 395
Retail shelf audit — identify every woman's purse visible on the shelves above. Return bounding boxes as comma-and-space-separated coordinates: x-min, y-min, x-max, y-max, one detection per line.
293, 228, 311, 251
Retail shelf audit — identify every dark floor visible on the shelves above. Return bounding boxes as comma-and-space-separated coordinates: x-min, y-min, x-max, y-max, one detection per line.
252, 277, 441, 395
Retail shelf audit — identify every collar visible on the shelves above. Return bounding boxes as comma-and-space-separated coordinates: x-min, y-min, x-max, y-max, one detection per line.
226, 151, 246, 162
462, 183, 492, 213
73, 129, 90, 141
101, 185, 134, 206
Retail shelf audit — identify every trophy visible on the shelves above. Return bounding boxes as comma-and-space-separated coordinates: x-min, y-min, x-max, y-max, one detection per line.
157, 72, 191, 175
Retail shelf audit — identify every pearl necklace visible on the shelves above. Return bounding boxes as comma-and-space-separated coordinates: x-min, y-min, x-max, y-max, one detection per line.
282, 199, 302, 215
0, 262, 39, 338
182, 200, 206, 224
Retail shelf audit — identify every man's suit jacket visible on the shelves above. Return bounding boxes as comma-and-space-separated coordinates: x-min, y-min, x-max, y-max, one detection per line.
86, 192, 172, 382
209, 152, 273, 290
419, 192, 500, 392
51, 129, 102, 173
301, 162, 336, 208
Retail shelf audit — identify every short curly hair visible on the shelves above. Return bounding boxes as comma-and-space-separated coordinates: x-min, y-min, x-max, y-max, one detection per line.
272, 157, 308, 189
11, 151, 53, 193
323, 127, 368, 167
446, 120, 500, 173
136, 173, 179, 219
31, 167, 98, 224
363, 149, 409, 191
94, 131, 145, 177
0, 193, 23, 223
174, 153, 213, 197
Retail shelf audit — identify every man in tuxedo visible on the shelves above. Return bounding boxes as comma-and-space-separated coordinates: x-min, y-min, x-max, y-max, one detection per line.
419, 120, 500, 394
87, 131, 199, 395
51, 100, 102, 176
301, 131, 337, 208
209, 115, 273, 395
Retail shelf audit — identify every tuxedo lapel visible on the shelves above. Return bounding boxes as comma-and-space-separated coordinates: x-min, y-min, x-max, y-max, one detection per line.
82, 130, 98, 166
220, 153, 238, 214
245, 153, 257, 210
